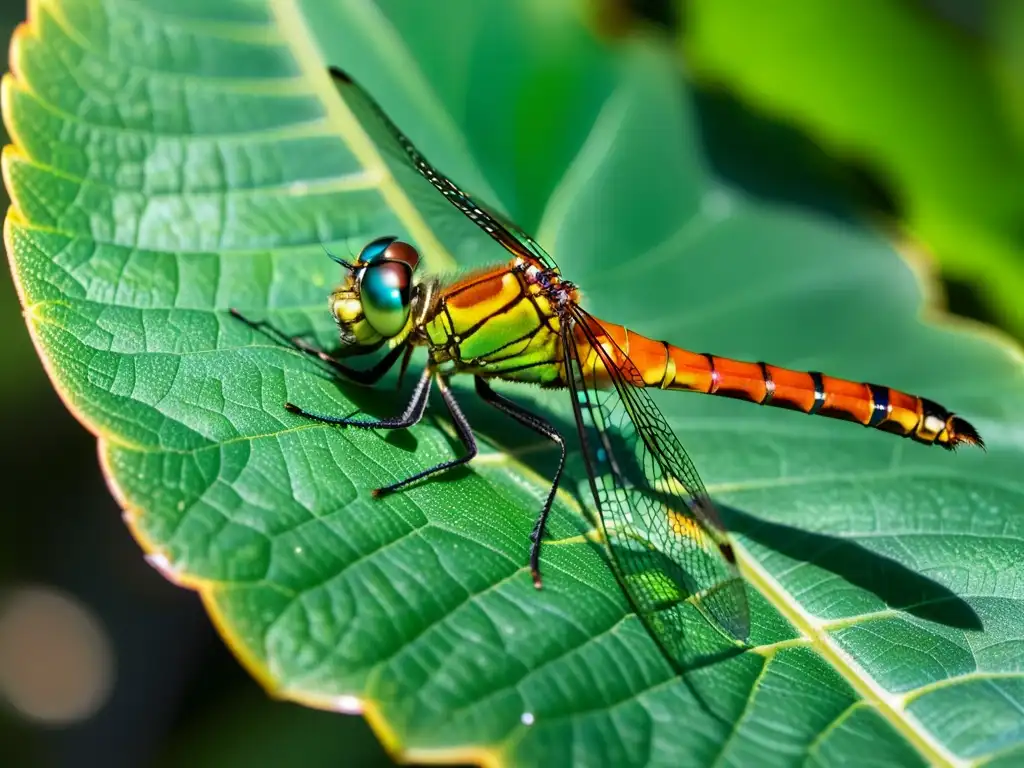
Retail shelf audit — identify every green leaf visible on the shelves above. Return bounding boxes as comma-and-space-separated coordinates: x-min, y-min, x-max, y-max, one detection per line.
992, 0, 1024, 147
5, 1, 1024, 766
680, 0, 1024, 341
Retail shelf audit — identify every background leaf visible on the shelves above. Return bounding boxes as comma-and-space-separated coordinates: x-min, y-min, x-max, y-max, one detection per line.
4, 0, 1024, 765
679, 0, 1024, 340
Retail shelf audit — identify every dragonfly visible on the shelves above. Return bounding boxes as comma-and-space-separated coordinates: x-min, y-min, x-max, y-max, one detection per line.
233, 67, 983, 661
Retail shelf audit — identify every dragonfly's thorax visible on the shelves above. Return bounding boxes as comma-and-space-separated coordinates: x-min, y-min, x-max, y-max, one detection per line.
421, 258, 575, 385
516, 257, 578, 313
409, 278, 442, 328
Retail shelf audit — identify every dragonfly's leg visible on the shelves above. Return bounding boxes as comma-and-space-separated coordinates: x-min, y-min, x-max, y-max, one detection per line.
285, 366, 432, 428
474, 377, 565, 590
373, 374, 478, 497
229, 308, 404, 386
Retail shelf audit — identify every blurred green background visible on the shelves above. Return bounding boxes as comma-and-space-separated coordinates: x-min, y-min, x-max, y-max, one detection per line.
0, 0, 1020, 765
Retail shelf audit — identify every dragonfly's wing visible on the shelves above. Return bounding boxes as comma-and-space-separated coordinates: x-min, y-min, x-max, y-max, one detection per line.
562, 309, 750, 657
479, 201, 558, 272
329, 68, 560, 273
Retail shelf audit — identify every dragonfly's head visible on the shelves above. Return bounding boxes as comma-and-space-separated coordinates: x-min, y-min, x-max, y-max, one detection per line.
328, 236, 422, 348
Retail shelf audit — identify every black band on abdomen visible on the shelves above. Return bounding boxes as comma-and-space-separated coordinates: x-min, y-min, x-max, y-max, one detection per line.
702, 353, 720, 394
758, 362, 775, 405
809, 371, 825, 414
867, 384, 890, 427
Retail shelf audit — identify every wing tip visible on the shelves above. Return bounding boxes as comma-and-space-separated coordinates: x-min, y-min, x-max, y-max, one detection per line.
328, 66, 353, 84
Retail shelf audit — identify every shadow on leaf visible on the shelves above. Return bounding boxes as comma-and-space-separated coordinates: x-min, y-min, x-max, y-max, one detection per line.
721, 505, 983, 631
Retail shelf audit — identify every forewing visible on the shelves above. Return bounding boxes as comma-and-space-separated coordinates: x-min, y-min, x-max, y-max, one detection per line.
329, 68, 559, 272
562, 311, 750, 658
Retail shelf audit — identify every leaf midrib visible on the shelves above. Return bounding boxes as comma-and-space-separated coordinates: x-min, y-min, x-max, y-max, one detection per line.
738, 543, 963, 767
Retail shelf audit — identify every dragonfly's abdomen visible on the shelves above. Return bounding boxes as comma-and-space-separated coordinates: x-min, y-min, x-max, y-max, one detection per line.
586, 320, 982, 450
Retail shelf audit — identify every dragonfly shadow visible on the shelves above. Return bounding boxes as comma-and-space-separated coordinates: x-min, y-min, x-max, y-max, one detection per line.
720, 505, 983, 631
332, 377, 982, 633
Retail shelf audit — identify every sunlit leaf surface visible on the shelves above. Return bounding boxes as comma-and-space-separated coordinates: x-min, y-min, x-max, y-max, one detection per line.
4, 1, 1024, 765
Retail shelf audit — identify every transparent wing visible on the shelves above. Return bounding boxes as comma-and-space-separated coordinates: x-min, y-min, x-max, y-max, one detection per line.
562, 309, 750, 657
329, 68, 559, 272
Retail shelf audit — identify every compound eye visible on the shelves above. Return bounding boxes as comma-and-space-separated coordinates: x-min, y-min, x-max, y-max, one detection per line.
359, 236, 397, 264
382, 240, 420, 271
359, 261, 412, 337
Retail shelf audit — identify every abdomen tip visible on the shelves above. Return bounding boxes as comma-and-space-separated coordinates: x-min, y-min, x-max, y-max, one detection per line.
950, 416, 984, 450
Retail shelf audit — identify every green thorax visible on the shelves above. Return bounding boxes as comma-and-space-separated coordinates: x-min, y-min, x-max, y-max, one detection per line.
421, 264, 564, 385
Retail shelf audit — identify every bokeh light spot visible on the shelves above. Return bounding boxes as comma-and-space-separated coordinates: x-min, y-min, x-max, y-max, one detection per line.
0, 586, 115, 725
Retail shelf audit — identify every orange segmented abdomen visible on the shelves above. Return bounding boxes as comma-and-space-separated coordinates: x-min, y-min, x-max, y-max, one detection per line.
583, 319, 983, 450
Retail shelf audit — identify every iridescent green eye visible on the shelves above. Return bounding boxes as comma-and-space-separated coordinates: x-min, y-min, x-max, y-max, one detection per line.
359, 236, 397, 264
358, 236, 421, 271
359, 261, 412, 337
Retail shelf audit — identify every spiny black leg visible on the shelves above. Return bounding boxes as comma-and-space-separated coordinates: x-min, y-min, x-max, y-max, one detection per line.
474, 377, 565, 590
285, 366, 432, 428
229, 308, 403, 386
373, 374, 478, 497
